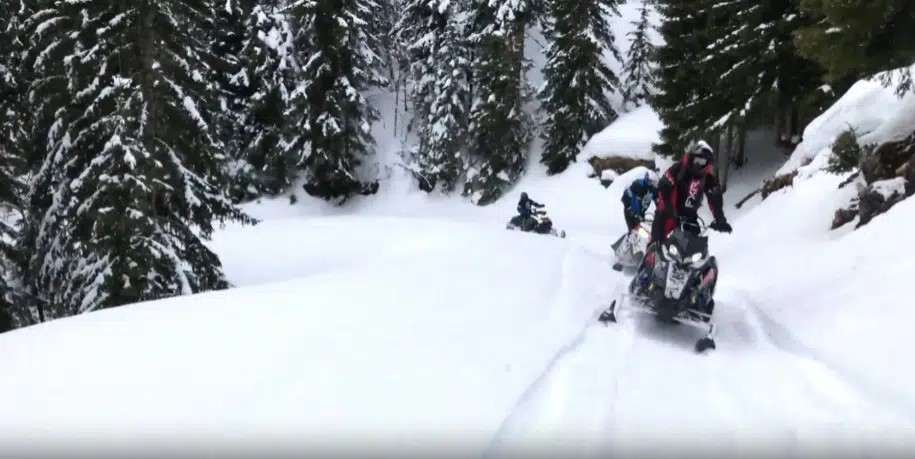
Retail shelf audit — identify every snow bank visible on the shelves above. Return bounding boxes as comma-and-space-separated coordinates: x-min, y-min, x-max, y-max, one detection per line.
579, 105, 661, 161
778, 65, 915, 176
716, 164, 915, 415
0, 217, 615, 455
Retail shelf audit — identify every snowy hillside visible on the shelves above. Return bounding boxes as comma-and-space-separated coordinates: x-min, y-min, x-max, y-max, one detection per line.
7, 15, 915, 453
5, 93, 915, 454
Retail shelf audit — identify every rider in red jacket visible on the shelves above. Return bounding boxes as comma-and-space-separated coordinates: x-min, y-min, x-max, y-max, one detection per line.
645, 140, 732, 266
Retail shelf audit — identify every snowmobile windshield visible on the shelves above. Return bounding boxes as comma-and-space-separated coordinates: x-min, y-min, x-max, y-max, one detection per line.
667, 228, 708, 259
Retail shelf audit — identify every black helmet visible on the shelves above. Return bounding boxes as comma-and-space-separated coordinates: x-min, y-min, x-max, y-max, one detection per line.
684, 140, 714, 175
520, 192, 528, 200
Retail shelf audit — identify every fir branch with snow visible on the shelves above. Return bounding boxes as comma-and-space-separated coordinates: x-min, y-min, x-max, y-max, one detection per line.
536, 0, 622, 174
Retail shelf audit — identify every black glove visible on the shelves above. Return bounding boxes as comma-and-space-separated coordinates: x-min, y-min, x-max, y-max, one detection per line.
710, 219, 732, 233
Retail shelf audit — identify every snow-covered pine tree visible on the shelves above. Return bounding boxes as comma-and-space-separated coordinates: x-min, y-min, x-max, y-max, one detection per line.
648, 0, 716, 157
211, 0, 259, 202
464, 0, 536, 204
23, 0, 256, 315
0, 0, 33, 329
620, 0, 656, 111
285, 0, 388, 202
395, 0, 472, 192
537, 0, 623, 175
233, 2, 300, 196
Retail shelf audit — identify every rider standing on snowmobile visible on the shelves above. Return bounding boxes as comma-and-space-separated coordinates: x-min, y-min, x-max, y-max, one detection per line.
621, 171, 659, 231
646, 140, 732, 263
611, 171, 659, 271
517, 192, 544, 225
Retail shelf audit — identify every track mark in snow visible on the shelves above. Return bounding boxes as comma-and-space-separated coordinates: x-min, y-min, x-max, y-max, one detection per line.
483, 250, 629, 458
485, 321, 638, 459
482, 308, 603, 458
734, 288, 915, 426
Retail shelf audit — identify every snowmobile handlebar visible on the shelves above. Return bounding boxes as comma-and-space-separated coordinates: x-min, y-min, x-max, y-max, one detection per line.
677, 215, 709, 236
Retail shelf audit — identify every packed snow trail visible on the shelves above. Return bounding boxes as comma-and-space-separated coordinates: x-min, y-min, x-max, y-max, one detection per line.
483, 277, 915, 458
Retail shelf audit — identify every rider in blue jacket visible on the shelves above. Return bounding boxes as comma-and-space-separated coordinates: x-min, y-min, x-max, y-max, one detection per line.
612, 171, 659, 271
622, 171, 658, 230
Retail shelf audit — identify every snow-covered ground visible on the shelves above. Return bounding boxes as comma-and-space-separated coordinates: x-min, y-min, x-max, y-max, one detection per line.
5, 6, 915, 455
4, 87, 915, 455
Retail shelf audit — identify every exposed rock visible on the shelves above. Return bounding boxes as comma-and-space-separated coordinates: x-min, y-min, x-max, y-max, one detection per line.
856, 178, 907, 228
587, 155, 656, 179
898, 154, 915, 196
835, 131, 915, 229
760, 170, 798, 199
832, 204, 858, 229
860, 133, 915, 183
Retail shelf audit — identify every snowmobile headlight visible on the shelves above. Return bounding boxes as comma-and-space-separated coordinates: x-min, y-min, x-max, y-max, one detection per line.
688, 253, 703, 263
666, 244, 680, 259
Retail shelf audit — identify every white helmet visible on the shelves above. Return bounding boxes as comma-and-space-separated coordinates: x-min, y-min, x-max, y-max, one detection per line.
642, 169, 659, 186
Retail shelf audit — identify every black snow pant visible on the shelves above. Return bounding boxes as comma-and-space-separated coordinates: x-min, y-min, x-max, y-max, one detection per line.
623, 209, 641, 231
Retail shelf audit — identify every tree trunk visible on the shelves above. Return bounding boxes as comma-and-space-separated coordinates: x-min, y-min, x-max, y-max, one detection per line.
719, 125, 731, 192
789, 102, 800, 146
773, 96, 785, 147
512, 21, 525, 82
734, 122, 747, 169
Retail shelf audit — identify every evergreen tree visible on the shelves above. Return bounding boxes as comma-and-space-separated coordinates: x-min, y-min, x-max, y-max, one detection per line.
537, 0, 622, 175
0, 0, 30, 329
211, 0, 258, 201
210, 0, 301, 200
620, 0, 656, 111
464, 0, 536, 204
648, 0, 714, 157
699, 0, 823, 136
23, 0, 255, 316
795, 0, 915, 95
286, 0, 388, 202
395, 0, 472, 192
235, 2, 300, 196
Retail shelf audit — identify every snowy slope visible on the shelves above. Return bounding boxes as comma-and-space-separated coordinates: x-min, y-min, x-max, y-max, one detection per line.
6, 116, 915, 456
5, 184, 915, 456
0, 216, 619, 455
9, 32, 915, 456
776, 64, 915, 177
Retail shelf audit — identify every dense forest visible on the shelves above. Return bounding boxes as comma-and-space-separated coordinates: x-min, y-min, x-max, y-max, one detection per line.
0, 0, 912, 330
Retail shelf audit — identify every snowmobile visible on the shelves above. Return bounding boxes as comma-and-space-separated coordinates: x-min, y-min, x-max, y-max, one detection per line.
506, 208, 567, 238
598, 216, 718, 353
610, 215, 653, 272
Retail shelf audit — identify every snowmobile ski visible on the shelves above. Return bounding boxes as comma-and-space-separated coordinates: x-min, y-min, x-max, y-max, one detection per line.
597, 300, 618, 324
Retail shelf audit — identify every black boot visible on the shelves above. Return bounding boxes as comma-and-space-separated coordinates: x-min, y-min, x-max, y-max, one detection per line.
612, 262, 623, 271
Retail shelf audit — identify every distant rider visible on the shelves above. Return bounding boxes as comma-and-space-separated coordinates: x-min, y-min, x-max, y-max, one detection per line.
611, 171, 659, 271
517, 192, 544, 229
644, 140, 732, 268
